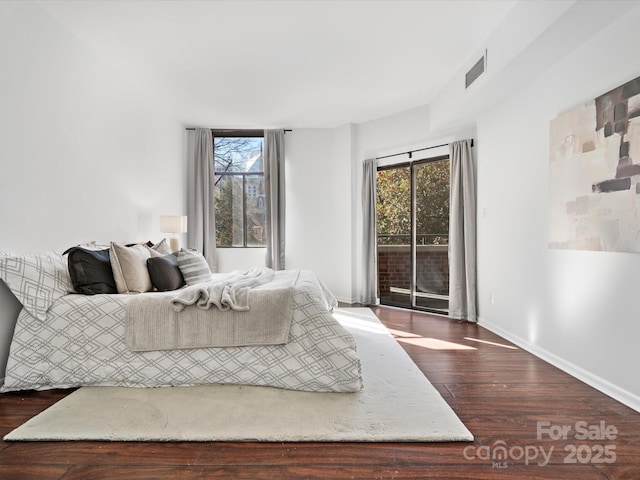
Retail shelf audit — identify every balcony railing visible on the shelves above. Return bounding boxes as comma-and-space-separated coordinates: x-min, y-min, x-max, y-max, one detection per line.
377, 233, 450, 311
377, 233, 448, 246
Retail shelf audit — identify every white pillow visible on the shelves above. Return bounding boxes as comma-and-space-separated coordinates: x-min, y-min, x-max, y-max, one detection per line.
0, 252, 71, 320
150, 238, 172, 256
109, 242, 153, 294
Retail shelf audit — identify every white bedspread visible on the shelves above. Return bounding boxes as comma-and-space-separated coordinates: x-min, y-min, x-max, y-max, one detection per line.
1, 270, 363, 393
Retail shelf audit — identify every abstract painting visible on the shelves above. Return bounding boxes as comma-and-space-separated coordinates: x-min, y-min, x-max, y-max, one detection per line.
549, 75, 640, 253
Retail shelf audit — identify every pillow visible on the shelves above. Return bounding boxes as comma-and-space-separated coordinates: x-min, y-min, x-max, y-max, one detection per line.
151, 238, 172, 256
177, 249, 212, 285
65, 247, 117, 295
125, 240, 153, 247
144, 244, 167, 259
127, 240, 169, 255
0, 252, 71, 320
109, 242, 152, 294
79, 241, 110, 250
147, 253, 185, 291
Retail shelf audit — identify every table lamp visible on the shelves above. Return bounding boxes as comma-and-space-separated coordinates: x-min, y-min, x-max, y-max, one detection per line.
160, 215, 187, 252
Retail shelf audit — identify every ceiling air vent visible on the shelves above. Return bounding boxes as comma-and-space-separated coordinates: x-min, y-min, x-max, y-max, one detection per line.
465, 51, 486, 89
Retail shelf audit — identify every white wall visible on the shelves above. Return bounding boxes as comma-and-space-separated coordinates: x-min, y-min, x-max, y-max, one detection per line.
0, 2, 184, 375
477, 4, 640, 409
284, 127, 354, 302
0, 2, 184, 254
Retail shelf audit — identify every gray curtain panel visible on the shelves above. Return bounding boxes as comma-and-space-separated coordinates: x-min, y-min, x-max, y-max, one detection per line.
186, 128, 218, 271
264, 129, 286, 270
360, 158, 378, 305
448, 139, 477, 322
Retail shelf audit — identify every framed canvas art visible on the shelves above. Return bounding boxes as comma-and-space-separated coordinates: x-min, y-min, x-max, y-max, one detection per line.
549, 75, 640, 253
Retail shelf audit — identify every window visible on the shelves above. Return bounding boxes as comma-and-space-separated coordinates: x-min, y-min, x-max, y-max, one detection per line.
213, 132, 265, 247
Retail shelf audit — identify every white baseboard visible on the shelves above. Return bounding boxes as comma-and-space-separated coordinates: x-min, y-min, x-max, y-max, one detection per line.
334, 296, 359, 305
478, 316, 640, 414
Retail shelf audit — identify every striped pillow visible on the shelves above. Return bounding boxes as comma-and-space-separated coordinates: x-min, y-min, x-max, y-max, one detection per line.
177, 249, 212, 285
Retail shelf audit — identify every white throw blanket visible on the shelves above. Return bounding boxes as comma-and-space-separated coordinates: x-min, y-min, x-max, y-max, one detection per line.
170, 268, 275, 312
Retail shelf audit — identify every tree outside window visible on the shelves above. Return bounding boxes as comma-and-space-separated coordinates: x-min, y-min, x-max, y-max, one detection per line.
213, 135, 265, 247
376, 159, 450, 246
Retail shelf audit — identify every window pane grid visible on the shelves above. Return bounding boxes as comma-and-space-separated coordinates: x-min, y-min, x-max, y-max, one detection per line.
213, 136, 265, 248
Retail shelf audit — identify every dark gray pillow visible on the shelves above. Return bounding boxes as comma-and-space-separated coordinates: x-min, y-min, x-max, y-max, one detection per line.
147, 253, 185, 292
65, 247, 117, 295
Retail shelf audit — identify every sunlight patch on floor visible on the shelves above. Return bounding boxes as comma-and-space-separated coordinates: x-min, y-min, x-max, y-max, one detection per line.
385, 327, 421, 339
396, 337, 477, 350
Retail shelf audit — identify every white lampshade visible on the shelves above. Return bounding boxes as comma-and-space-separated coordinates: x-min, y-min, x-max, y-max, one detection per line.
160, 215, 187, 252
160, 215, 187, 234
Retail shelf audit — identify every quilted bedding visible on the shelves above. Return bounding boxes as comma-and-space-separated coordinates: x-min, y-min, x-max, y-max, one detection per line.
1, 270, 363, 393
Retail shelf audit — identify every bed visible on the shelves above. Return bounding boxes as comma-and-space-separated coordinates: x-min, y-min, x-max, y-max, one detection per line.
0, 248, 363, 393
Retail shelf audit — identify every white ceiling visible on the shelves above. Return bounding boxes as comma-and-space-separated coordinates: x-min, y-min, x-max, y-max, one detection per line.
37, 0, 516, 128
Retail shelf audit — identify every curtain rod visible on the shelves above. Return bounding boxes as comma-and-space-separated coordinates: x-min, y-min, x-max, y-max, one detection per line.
185, 128, 292, 132
376, 139, 474, 161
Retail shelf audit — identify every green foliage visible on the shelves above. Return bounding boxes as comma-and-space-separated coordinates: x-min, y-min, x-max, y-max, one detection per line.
377, 160, 450, 246
415, 160, 450, 245
214, 176, 243, 246
377, 167, 411, 245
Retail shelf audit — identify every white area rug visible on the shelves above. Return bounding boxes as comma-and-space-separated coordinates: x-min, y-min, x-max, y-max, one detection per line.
5, 308, 473, 442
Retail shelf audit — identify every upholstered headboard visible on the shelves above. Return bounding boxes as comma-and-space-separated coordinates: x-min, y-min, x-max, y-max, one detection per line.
0, 280, 22, 380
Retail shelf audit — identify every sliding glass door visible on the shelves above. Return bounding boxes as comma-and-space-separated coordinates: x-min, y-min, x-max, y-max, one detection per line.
413, 158, 450, 312
376, 156, 450, 313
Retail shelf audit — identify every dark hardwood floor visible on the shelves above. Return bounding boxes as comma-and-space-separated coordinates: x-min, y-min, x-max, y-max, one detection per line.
0, 306, 638, 479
